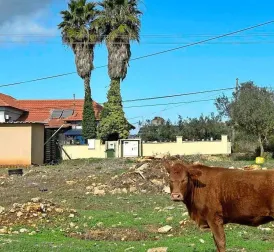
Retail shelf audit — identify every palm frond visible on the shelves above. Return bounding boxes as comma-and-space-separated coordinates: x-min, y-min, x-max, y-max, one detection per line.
58, 0, 99, 45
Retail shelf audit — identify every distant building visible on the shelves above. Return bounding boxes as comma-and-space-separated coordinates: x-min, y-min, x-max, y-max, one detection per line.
151, 116, 165, 126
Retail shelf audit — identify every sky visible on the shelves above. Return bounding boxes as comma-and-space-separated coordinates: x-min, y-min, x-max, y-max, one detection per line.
1, 0, 274, 132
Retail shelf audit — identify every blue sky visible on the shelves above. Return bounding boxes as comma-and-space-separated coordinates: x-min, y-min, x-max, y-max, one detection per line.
1, 0, 274, 131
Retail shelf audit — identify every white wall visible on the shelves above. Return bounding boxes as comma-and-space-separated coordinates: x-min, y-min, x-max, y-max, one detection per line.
0, 111, 5, 123
0, 107, 23, 122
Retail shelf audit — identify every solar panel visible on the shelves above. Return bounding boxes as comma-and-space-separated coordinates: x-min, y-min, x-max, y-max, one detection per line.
51, 109, 63, 119
61, 109, 74, 118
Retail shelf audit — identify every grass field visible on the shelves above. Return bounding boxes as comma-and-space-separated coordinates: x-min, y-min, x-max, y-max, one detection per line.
0, 157, 274, 252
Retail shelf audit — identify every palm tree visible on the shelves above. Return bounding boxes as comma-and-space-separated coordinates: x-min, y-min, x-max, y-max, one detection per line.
58, 0, 98, 139
96, 0, 142, 141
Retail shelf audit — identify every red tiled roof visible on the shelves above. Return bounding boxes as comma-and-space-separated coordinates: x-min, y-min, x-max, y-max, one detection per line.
17, 99, 102, 126
0, 93, 25, 110
0, 93, 103, 128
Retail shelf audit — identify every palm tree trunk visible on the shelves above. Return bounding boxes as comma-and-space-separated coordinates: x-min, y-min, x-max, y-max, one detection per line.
84, 75, 91, 99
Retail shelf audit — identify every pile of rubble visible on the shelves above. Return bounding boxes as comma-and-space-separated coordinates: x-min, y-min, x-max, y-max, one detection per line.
0, 197, 77, 234
87, 157, 270, 196
83, 161, 170, 196
109, 161, 170, 194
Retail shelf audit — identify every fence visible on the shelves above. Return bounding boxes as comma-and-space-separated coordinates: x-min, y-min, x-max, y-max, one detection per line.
62, 140, 106, 160
61, 135, 231, 160
142, 135, 231, 156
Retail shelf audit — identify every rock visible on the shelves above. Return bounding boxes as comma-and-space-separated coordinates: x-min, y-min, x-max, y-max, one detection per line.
13, 203, 22, 209
0, 227, 8, 234
96, 222, 104, 227
262, 167, 267, 170
69, 214, 75, 218
40, 203, 46, 212
28, 231, 36, 236
199, 239, 205, 243
129, 186, 137, 193
158, 225, 172, 233
122, 188, 128, 194
166, 217, 173, 222
258, 227, 271, 232
0, 206, 5, 214
147, 247, 168, 252
182, 212, 188, 216
93, 187, 105, 196
55, 208, 64, 213
66, 181, 76, 185
110, 188, 122, 194
12, 231, 19, 235
193, 161, 202, 165
31, 197, 41, 203
163, 186, 170, 194
20, 228, 28, 233
150, 179, 163, 186
165, 206, 175, 210
69, 222, 76, 228
16, 211, 23, 218
229, 166, 235, 169
179, 220, 188, 226
125, 247, 135, 251
86, 186, 93, 191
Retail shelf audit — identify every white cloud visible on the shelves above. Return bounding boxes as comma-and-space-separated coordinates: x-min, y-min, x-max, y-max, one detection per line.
0, 0, 57, 44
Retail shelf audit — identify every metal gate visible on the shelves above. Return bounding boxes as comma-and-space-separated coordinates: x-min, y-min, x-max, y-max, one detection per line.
44, 129, 61, 164
122, 140, 139, 157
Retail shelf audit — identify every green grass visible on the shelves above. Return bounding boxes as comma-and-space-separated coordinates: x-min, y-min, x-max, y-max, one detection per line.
1, 158, 274, 251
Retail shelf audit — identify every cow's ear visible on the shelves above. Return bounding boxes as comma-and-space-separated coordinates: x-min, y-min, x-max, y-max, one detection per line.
188, 169, 202, 179
163, 160, 171, 173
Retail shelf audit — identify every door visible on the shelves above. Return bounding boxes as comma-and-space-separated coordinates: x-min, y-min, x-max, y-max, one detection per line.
123, 141, 139, 157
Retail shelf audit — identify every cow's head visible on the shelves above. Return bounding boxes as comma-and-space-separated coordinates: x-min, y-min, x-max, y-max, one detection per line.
163, 160, 202, 201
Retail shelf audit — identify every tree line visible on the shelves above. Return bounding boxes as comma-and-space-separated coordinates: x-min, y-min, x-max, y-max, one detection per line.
138, 113, 229, 142
140, 81, 274, 157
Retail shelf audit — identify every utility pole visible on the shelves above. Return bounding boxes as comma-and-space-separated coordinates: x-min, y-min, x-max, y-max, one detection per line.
235, 78, 239, 98
231, 78, 239, 153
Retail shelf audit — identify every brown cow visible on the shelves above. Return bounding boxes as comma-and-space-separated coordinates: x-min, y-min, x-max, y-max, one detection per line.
163, 161, 274, 252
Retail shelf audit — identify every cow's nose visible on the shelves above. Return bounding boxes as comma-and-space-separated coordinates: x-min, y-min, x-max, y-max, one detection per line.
171, 193, 183, 201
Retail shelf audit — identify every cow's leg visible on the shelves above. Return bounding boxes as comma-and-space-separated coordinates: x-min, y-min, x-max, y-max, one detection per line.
208, 215, 226, 252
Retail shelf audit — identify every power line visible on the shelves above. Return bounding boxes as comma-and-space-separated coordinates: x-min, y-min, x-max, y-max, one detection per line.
2, 41, 274, 45
126, 91, 230, 122
124, 98, 218, 108
1, 32, 274, 38
123, 87, 234, 103
1, 19, 274, 88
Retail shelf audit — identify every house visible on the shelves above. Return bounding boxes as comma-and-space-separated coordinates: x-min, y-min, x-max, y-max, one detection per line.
0, 92, 102, 131
0, 93, 104, 163
151, 116, 165, 126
